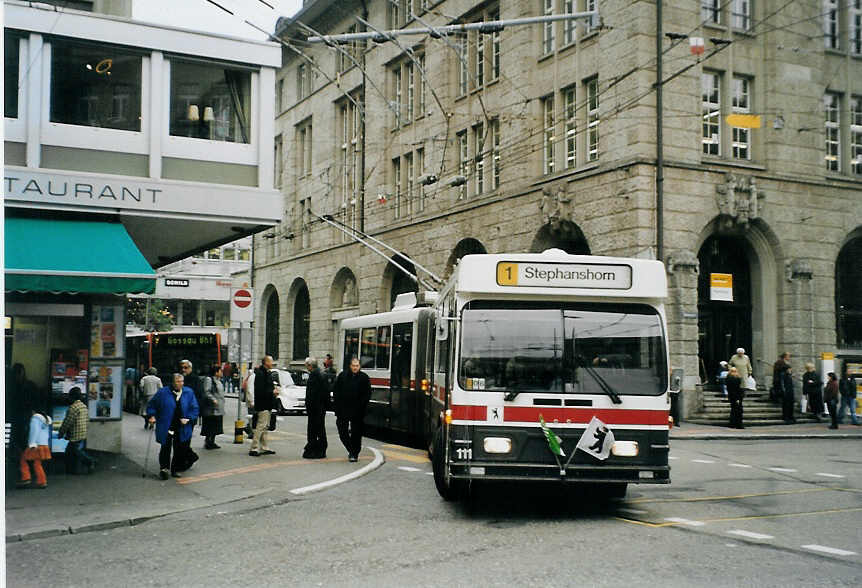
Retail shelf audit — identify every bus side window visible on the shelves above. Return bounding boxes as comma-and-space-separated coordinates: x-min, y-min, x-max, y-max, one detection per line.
360, 327, 376, 369
376, 325, 391, 369
343, 328, 359, 371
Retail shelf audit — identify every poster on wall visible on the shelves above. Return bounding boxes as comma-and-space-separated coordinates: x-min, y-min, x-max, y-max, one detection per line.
88, 362, 123, 420
90, 305, 124, 359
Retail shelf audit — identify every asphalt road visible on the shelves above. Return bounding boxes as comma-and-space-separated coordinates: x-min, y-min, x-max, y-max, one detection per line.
6, 437, 861, 587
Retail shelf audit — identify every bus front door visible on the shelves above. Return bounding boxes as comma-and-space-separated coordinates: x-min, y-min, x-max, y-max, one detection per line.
390, 323, 413, 434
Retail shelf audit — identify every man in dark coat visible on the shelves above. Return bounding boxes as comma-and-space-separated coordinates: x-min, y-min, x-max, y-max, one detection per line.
302, 357, 328, 459
781, 365, 796, 424
334, 357, 371, 462
249, 355, 278, 456
147, 373, 199, 479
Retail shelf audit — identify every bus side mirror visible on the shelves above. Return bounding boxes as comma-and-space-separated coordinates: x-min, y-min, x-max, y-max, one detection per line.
435, 314, 448, 341
669, 368, 683, 392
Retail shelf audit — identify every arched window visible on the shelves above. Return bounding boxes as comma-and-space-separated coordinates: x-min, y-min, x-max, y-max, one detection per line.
293, 284, 310, 360
837, 237, 862, 348
264, 289, 280, 359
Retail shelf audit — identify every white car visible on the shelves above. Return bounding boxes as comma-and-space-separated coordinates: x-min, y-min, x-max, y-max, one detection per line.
273, 369, 307, 415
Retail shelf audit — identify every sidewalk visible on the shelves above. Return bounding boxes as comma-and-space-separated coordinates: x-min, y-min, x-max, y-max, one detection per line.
5, 409, 383, 542
670, 419, 862, 440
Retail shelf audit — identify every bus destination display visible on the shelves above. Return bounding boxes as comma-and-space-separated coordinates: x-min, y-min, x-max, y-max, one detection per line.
496, 261, 632, 289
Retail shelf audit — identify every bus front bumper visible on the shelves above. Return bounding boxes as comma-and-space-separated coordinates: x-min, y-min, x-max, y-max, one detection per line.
449, 462, 670, 484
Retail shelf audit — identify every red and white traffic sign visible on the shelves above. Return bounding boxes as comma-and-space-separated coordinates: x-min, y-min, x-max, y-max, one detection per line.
230, 287, 254, 323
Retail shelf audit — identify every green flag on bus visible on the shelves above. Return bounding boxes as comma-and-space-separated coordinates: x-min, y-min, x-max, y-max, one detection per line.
539, 415, 565, 458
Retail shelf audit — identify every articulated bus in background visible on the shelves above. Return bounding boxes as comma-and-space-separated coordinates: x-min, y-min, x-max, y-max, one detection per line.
124, 332, 223, 411
337, 249, 673, 500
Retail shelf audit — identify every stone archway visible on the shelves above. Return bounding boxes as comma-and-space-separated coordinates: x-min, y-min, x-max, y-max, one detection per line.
286, 278, 310, 363
381, 253, 418, 311
836, 228, 862, 349
261, 284, 280, 360
695, 218, 783, 385
445, 238, 487, 277
530, 220, 590, 254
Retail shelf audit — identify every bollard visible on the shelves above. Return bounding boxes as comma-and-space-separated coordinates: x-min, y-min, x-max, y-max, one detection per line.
234, 419, 245, 444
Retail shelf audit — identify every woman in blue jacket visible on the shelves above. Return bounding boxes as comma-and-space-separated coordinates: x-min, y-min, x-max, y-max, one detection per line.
147, 373, 199, 479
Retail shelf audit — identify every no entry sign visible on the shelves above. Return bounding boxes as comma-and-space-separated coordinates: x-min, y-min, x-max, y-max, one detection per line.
230, 287, 254, 323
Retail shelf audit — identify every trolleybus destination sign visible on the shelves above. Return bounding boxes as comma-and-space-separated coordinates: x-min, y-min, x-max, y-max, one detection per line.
496, 261, 632, 289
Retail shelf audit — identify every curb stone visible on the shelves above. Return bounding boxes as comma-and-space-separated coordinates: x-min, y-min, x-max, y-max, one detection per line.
70, 520, 132, 534
16, 527, 70, 542
670, 433, 862, 441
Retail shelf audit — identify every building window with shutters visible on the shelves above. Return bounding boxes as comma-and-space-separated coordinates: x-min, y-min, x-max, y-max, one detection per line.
825, 92, 841, 172
702, 72, 721, 156
542, 95, 555, 174
586, 77, 599, 161
564, 86, 577, 168
851, 96, 862, 176
731, 76, 751, 160
542, 0, 555, 55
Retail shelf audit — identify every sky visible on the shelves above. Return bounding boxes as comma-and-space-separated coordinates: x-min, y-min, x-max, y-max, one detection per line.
132, 0, 304, 40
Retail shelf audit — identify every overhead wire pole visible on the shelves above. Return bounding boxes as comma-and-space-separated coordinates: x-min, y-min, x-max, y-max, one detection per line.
311, 211, 436, 291
656, 0, 664, 263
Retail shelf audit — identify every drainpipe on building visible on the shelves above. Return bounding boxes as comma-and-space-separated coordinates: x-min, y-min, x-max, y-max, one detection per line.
359, 0, 369, 234
655, 0, 664, 263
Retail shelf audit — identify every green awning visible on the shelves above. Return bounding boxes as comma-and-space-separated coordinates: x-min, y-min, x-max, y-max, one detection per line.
5, 218, 156, 295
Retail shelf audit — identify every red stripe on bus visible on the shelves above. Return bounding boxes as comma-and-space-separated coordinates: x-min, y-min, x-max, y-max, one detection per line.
505, 407, 669, 425
450, 405, 487, 421
370, 377, 390, 386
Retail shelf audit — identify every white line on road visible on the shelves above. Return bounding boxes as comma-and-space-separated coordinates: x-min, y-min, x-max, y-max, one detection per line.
618, 508, 648, 515
691, 459, 715, 464
801, 544, 857, 557
768, 467, 798, 473
398, 466, 422, 472
290, 447, 384, 496
425, 471, 434, 476
668, 456, 679, 460
664, 517, 706, 526
728, 463, 752, 468
727, 530, 774, 540
815, 472, 845, 479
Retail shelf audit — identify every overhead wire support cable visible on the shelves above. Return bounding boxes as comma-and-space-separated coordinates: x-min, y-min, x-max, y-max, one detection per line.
311, 211, 436, 292
303, 12, 600, 43
293, 20, 403, 127
354, 14, 452, 182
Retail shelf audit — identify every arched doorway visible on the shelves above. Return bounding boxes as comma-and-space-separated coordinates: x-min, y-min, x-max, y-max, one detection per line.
697, 235, 753, 384
445, 238, 487, 276
263, 286, 280, 360
289, 280, 310, 361
530, 221, 590, 254
383, 253, 418, 310
836, 233, 862, 348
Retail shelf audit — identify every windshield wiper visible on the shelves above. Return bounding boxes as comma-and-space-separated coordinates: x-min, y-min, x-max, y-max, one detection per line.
504, 383, 522, 402
582, 364, 623, 404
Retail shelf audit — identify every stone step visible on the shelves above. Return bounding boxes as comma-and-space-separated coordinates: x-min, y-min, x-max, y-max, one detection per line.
686, 417, 822, 426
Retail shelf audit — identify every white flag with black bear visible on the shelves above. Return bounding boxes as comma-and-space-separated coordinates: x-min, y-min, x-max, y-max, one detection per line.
576, 416, 615, 460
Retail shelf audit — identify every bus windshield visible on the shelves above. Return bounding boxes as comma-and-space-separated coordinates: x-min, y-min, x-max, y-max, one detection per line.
459, 301, 667, 396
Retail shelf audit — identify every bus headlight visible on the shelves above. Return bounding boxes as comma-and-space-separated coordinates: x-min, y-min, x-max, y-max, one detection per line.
483, 437, 512, 454
611, 441, 639, 457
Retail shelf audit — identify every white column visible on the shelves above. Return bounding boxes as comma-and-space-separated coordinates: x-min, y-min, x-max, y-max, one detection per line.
25, 33, 44, 168
149, 51, 164, 179
257, 67, 275, 190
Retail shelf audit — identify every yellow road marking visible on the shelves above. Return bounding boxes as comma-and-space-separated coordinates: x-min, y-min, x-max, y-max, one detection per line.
616, 506, 862, 528
625, 487, 836, 505
382, 444, 427, 454
382, 449, 430, 464
176, 455, 370, 484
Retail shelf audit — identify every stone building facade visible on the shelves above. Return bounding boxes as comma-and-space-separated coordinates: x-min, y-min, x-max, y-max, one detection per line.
256, 0, 862, 417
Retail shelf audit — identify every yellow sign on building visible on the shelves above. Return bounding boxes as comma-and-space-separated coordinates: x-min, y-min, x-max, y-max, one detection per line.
710, 273, 733, 302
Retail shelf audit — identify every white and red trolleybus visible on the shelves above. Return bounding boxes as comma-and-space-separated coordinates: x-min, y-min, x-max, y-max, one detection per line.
337, 250, 672, 500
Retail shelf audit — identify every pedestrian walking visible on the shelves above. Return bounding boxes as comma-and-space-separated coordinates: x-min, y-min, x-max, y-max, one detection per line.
57, 387, 97, 474
147, 373, 199, 479
728, 348, 753, 379
200, 364, 225, 449
801, 363, 823, 421
771, 352, 791, 402
334, 357, 371, 462
323, 354, 337, 411
825, 372, 840, 429
302, 357, 328, 459
717, 361, 729, 398
726, 366, 744, 429
139, 367, 162, 429
17, 409, 52, 489
781, 364, 796, 424
837, 367, 860, 426
179, 359, 201, 423
248, 356, 278, 457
